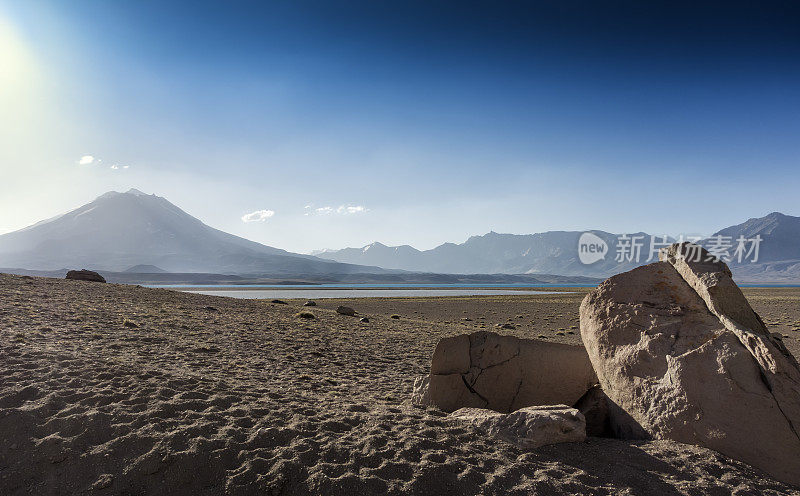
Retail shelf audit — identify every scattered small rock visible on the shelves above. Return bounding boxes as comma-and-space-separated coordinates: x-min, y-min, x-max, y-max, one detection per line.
296, 311, 315, 319
336, 306, 356, 316
203, 306, 219, 312
271, 299, 288, 305
359, 317, 370, 323
390, 314, 400, 319
122, 319, 139, 328
92, 473, 114, 490
303, 300, 317, 307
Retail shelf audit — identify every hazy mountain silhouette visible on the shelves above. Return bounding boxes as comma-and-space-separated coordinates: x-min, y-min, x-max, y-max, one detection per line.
317, 213, 800, 281
123, 264, 167, 273
709, 212, 800, 282
315, 231, 666, 278
712, 212, 800, 263
0, 189, 388, 275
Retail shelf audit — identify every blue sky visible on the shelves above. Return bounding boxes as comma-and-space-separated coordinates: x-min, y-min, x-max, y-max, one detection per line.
1, 1, 799, 253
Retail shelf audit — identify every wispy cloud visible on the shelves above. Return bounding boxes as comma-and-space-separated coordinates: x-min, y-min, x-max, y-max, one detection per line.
337, 205, 366, 214
78, 155, 130, 170
304, 204, 369, 216
241, 209, 275, 223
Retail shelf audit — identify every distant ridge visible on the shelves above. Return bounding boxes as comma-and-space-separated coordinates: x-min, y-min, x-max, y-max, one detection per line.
316, 213, 800, 282
710, 212, 800, 283
124, 264, 167, 273
315, 231, 661, 278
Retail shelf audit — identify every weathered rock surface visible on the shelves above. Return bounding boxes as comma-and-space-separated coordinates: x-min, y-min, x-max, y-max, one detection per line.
426, 331, 597, 413
661, 242, 800, 373
450, 405, 586, 449
65, 269, 106, 283
411, 375, 430, 406
580, 242, 800, 486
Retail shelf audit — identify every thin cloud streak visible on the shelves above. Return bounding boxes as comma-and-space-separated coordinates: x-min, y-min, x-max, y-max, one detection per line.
304, 204, 368, 216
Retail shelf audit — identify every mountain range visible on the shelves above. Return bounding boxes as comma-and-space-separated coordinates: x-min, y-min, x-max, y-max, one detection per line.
315, 212, 800, 282
1, 189, 797, 283
313, 231, 659, 278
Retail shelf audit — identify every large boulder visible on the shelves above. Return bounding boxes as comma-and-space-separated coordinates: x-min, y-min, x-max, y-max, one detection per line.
65, 269, 106, 283
426, 331, 597, 413
580, 242, 800, 486
450, 405, 586, 449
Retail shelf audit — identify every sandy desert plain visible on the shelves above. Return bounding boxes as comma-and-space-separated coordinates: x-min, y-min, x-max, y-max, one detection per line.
2, 273, 800, 495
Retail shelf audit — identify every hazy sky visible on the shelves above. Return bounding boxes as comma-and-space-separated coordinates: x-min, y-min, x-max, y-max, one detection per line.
1, 1, 799, 253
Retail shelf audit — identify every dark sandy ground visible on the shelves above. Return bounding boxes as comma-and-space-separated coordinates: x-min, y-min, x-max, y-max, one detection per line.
1, 274, 798, 495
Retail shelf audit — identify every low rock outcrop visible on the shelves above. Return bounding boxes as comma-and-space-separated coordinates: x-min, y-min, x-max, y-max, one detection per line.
65, 269, 106, 283
336, 306, 356, 316
425, 331, 597, 413
580, 242, 800, 486
450, 405, 586, 449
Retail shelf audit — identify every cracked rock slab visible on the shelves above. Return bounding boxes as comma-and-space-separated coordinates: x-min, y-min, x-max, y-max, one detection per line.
426, 331, 597, 413
580, 242, 800, 487
450, 405, 586, 449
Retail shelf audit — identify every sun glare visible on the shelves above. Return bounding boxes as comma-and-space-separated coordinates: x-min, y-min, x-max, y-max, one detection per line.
0, 16, 38, 93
